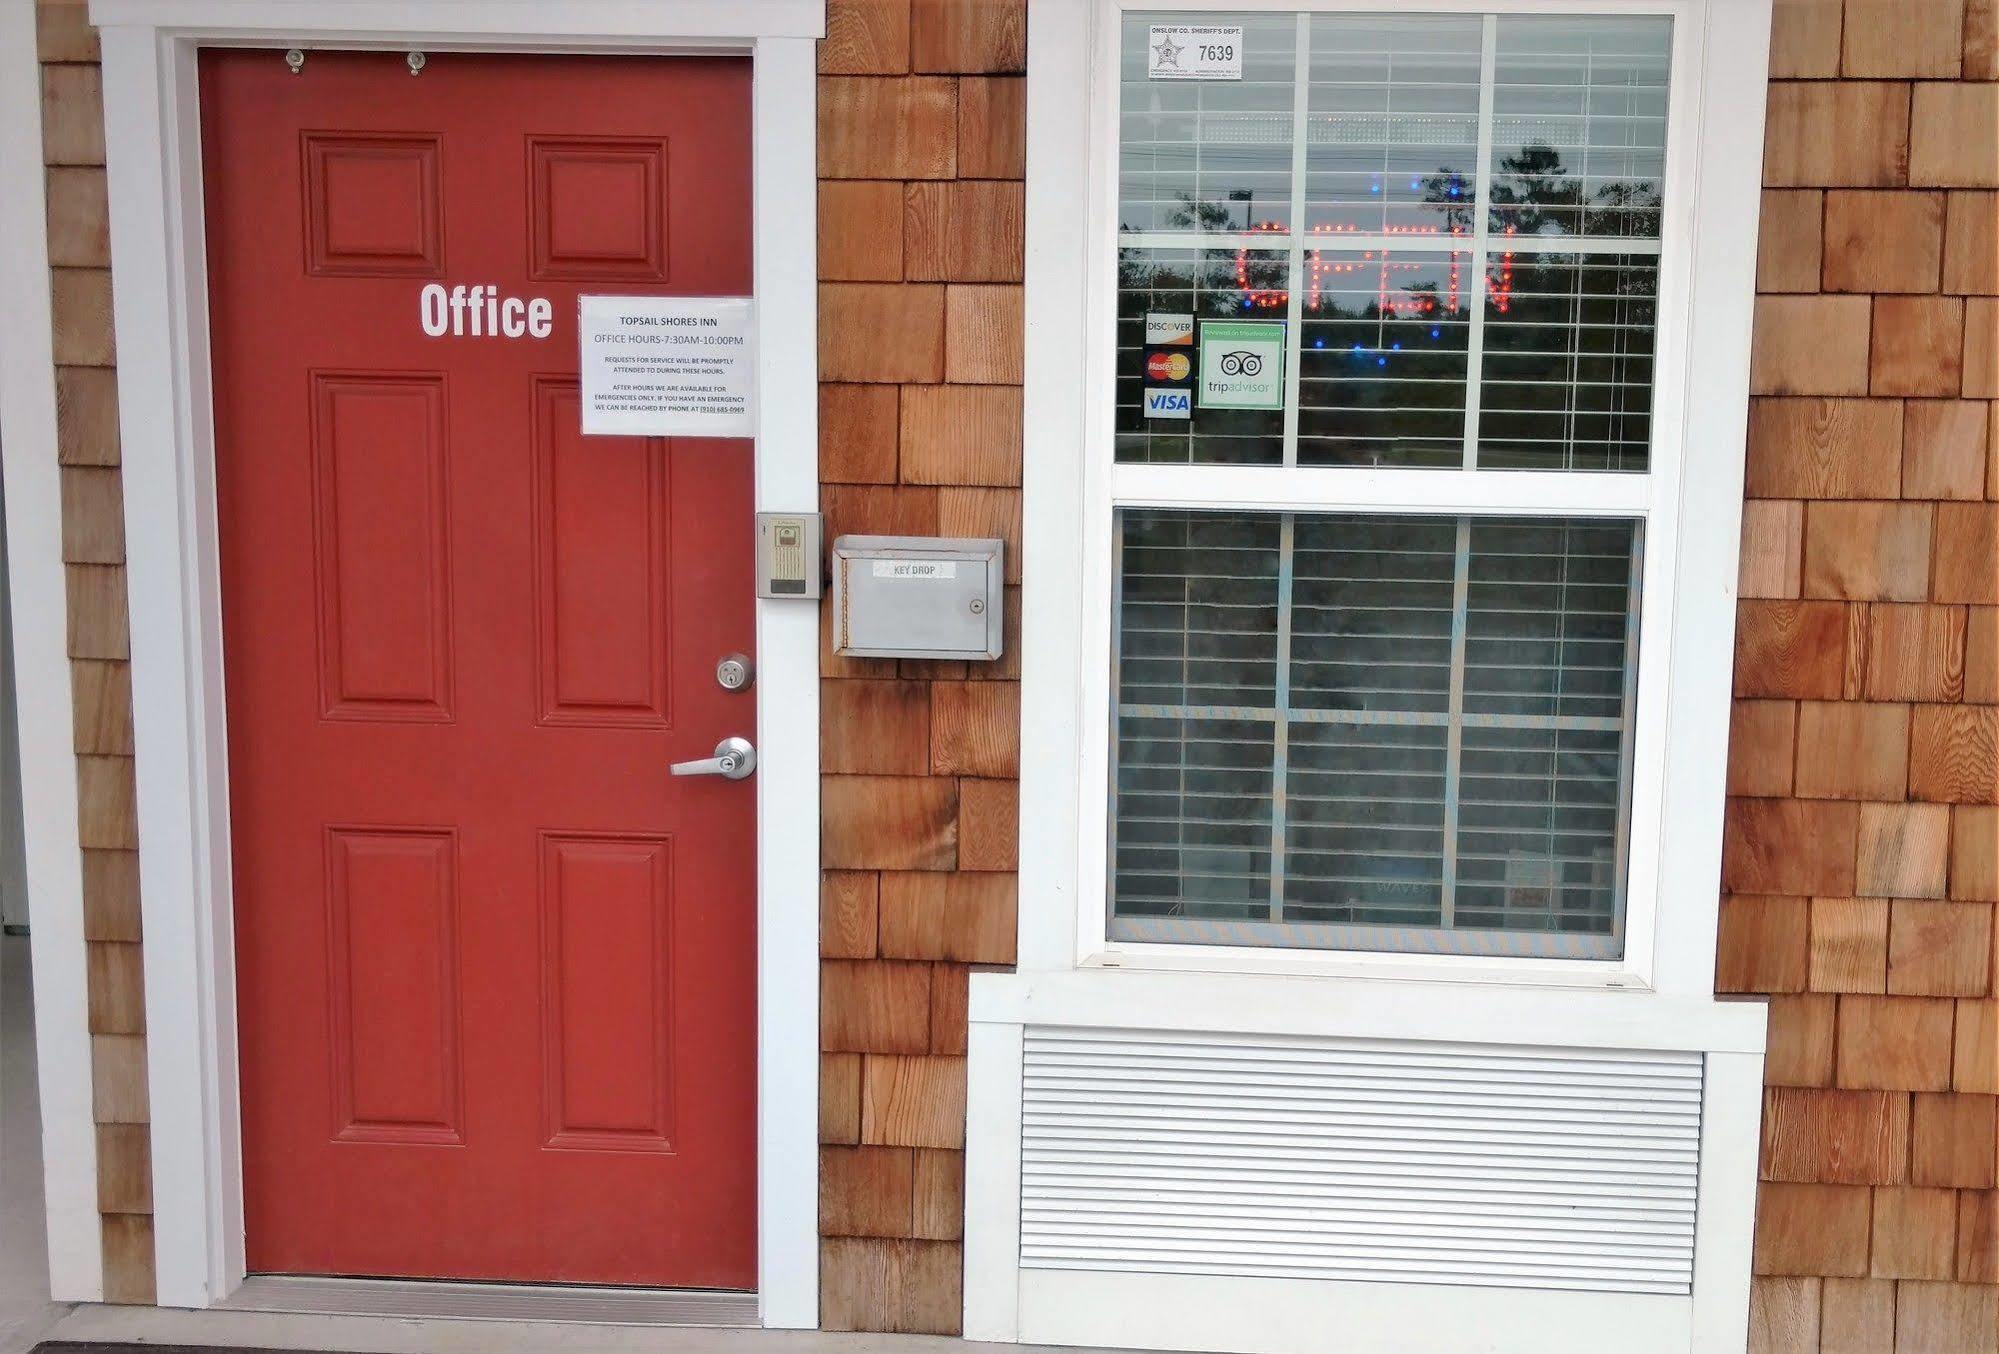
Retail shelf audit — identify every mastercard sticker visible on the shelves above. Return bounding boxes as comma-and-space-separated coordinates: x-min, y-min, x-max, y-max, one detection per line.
1141, 314, 1198, 421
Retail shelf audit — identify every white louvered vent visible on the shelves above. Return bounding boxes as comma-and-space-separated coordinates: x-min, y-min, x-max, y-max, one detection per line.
1019, 1028, 1703, 1294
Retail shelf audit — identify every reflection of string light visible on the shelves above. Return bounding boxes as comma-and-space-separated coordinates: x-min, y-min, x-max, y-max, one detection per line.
1244, 221, 1471, 314
1218, 200, 1515, 367
1236, 220, 1288, 309
1490, 225, 1516, 313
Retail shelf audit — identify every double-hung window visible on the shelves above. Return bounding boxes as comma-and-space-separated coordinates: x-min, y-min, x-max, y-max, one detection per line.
1101, 8, 1682, 962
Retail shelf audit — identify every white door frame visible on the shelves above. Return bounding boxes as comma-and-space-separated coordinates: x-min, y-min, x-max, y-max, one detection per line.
85, 0, 824, 1323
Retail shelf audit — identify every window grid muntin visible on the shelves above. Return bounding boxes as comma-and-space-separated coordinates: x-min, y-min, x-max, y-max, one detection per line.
1116, 10, 1667, 473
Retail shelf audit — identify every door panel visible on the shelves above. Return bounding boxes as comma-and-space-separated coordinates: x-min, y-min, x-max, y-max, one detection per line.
310, 373, 454, 720
325, 827, 462, 1145
532, 380, 674, 727
203, 49, 756, 1289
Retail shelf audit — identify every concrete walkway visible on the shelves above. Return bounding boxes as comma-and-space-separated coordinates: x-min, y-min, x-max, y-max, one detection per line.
37, 1307, 1102, 1354
2, 936, 71, 1354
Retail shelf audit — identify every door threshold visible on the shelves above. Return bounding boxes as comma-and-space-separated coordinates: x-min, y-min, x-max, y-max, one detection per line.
219, 1274, 759, 1327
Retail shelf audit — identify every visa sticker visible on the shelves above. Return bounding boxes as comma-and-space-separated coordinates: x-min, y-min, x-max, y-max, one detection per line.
1143, 388, 1192, 420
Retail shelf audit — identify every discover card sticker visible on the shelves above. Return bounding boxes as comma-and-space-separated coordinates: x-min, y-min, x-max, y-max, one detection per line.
579, 295, 754, 437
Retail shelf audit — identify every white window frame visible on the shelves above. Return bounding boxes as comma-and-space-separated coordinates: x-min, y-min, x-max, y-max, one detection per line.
1020, 0, 1766, 994
972, 7, 1771, 1344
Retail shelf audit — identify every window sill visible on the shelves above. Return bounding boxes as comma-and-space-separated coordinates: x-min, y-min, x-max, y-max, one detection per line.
970, 965, 1765, 1055
1086, 940, 1653, 991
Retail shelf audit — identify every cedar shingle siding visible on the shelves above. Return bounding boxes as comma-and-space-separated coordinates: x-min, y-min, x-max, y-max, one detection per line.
815, 0, 1024, 1333
1735, 3, 1999, 1348
35, 0, 155, 1306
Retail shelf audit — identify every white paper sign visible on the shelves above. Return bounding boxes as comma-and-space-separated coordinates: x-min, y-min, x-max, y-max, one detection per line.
1147, 25, 1244, 80
579, 295, 754, 437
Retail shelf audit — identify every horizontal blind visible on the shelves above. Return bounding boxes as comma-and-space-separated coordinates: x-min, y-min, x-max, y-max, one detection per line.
1303, 14, 1484, 234
1487, 16, 1670, 240
1116, 513, 1280, 918
1118, 12, 1301, 233
1019, 1028, 1704, 1294
1111, 508, 1638, 955
1478, 250, 1656, 471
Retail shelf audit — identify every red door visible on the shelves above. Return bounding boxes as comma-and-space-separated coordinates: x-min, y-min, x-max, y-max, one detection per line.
202, 50, 757, 1288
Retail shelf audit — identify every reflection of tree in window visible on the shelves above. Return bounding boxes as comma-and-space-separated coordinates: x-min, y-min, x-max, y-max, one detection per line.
1488, 142, 1662, 238
1119, 194, 1287, 308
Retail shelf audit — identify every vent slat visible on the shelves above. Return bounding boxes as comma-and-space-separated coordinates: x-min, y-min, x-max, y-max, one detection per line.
1020, 1028, 1702, 1294
1023, 1190, 1694, 1231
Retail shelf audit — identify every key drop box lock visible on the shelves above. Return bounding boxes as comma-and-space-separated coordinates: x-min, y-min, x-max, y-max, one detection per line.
830, 535, 1004, 661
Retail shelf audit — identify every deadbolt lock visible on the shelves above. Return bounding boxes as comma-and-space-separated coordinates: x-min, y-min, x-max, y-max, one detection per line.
716, 653, 753, 691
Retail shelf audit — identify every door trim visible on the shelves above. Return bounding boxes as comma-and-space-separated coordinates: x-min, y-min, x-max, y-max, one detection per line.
86, 0, 823, 1325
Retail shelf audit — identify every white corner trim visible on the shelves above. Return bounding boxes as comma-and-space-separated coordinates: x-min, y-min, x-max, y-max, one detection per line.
748, 32, 822, 1331
89, 0, 824, 1318
1690, 1050, 1765, 1351
961, 1020, 1025, 1342
0, 0, 106, 1304
1644, 0, 1775, 998
1016, 0, 1097, 974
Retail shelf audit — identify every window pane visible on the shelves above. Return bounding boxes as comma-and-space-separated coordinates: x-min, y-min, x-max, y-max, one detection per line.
1454, 519, 1634, 935
1304, 15, 1483, 235
1118, 246, 1287, 465
1120, 14, 1300, 233
1489, 17, 1671, 240
1478, 250, 1656, 470
1296, 247, 1473, 467
1109, 509, 1638, 958
1289, 515, 1456, 715
1113, 512, 1280, 929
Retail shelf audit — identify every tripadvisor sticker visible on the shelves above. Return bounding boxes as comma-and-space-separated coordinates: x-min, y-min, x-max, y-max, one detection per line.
1199, 319, 1284, 411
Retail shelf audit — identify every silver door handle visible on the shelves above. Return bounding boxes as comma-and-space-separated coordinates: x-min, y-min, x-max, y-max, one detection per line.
670, 736, 756, 781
